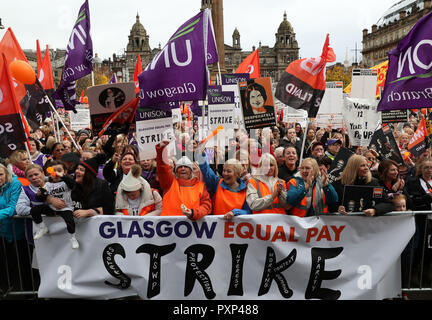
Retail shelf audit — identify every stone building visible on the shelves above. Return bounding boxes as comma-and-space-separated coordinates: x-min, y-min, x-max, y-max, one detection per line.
103, 1, 300, 84
24, 48, 67, 87
204, 0, 300, 82
361, 0, 432, 68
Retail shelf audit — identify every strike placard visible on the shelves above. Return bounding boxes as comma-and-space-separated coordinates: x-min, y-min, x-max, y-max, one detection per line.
135, 107, 174, 160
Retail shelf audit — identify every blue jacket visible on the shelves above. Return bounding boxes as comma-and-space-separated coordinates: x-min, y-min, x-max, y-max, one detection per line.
0, 176, 24, 242
286, 175, 338, 214
199, 157, 251, 216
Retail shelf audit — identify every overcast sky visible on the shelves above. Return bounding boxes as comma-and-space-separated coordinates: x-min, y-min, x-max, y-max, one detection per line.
1, 0, 397, 64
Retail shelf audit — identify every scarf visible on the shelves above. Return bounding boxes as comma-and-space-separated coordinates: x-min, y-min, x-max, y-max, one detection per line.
293, 172, 325, 216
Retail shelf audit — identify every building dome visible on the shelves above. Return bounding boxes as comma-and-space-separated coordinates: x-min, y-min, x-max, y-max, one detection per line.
376, 0, 424, 26
131, 13, 147, 36
278, 12, 293, 33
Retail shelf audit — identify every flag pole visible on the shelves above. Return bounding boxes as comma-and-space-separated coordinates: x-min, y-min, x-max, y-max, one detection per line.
299, 118, 310, 163
51, 113, 59, 142
217, 62, 222, 86
24, 140, 33, 164
55, 113, 61, 142
45, 98, 80, 150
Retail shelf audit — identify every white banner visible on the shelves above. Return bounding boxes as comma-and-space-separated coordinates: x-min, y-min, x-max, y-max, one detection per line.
34, 215, 414, 300
283, 110, 308, 127
343, 98, 381, 146
315, 114, 344, 129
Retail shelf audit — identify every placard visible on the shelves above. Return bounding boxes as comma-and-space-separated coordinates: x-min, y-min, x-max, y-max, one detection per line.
343, 97, 381, 146
239, 77, 277, 130
317, 81, 344, 115
135, 107, 175, 160
87, 82, 136, 115
327, 147, 355, 184
342, 185, 385, 213
68, 108, 91, 131
381, 110, 409, 124
350, 69, 378, 101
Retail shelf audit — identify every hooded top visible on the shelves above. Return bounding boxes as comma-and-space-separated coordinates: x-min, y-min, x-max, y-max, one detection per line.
115, 164, 162, 216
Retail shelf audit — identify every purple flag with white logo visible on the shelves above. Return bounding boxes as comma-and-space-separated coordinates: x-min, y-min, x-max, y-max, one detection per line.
109, 73, 117, 84
378, 12, 432, 111
138, 9, 218, 108
53, 0, 93, 112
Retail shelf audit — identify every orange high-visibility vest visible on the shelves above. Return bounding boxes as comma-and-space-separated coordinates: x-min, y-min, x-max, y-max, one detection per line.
213, 180, 247, 215
161, 179, 205, 216
288, 178, 328, 217
249, 178, 286, 214
121, 204, 155, 216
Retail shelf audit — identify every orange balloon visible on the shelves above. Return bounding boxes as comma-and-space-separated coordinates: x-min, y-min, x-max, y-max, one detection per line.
83, 96, 88, 104
421, 108, 427, 115
9, 60, 36, 84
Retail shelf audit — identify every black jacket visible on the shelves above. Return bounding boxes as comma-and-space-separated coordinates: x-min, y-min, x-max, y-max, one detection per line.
103, 159, 124, 195
405, 176, 432, 211
72, 178, 114, 215
377, 179, 413, 210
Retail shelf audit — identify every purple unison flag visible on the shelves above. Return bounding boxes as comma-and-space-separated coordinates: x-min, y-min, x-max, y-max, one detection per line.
138, 9, 218, 108
378, 12, 432, 111
109, 73, 117, 84
53, 0, 93, 112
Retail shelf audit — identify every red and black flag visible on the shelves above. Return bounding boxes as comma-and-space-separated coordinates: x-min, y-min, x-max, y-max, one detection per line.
0, 29, 47, 131
0, 53, 31, 156
98, 97, 139, 137
275, 34, 336, 118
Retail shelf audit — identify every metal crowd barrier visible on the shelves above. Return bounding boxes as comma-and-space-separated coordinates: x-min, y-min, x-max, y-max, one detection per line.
0, 213, 430, 300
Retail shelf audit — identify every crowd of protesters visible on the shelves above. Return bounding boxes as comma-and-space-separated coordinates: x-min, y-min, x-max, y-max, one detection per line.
0, 108, 431, 296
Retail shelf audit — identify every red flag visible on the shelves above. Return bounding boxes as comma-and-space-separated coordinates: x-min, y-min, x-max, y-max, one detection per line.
275, 34, 335, 118
408, 117, 428, 157
235, 49, 260, 79
0, 28, 29, 102
98, 97, 139, 137
36, 40, 43, 77
39, 45, 54, 90
133, 55, 142, 94
0, 53, 31, 154
79, 90, 84, 103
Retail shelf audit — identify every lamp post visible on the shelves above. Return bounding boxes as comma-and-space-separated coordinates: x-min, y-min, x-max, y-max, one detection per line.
0, 18, 5, 29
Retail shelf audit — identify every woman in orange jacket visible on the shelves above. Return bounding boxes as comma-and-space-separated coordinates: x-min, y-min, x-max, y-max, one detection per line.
156, 140, 212, 220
